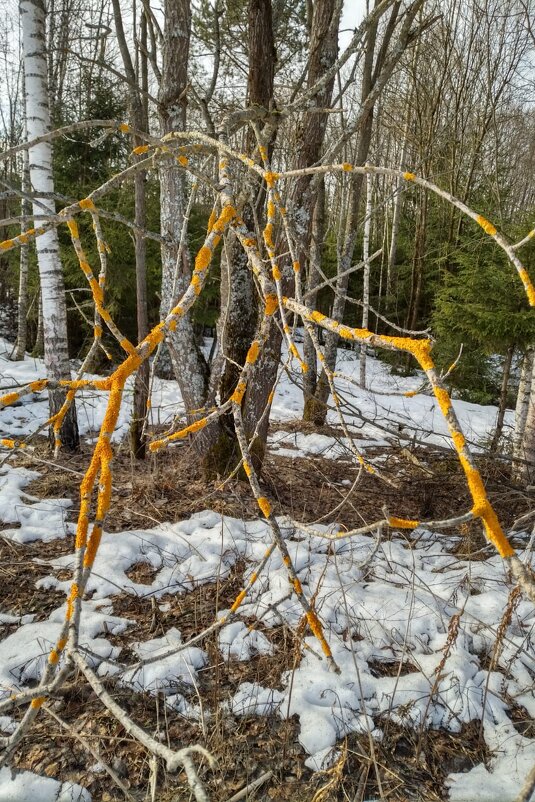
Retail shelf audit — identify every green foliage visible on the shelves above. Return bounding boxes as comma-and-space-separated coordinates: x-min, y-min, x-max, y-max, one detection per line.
432, 226, 535, 398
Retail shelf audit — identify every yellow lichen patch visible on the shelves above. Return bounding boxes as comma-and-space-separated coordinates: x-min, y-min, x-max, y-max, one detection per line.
66, 583, 79, 621
404, 390, 418, 398
263, 222, 275, 251
213, 204, 236, 232
259, 145, 268, 162
230, 589, 247, 612
119, 338, 137, 355
31, 697, 45, 709
178, 155, 189, 167
191, 274, 202, 295
257, 496, 271, 518
306, 611, 332, 660
518, 267, 535, 307
403, 172, 416, 181
0, 391, 21, 407
168, 319, 177, 332
293, 260, 300, 273
293, 578, 303, 595
267, 390, 275, 405
119, 123, 130, 133
476, 215, 497, 237
246, 341, 260, 364
243, 237, 257, 248
451, 430, 466, 452
79, 197, 96, 211
311, 311, 326, 324
272, 266, 282, 281
195, 245, 213, 272
18, 234, 29, 245
264, 171, 279, 187
30, 379, 47, 392
267, 200, 276, 219
342, 163, 353, 171
265, 294, 278, 316
0, 238, 14, 251
94, 325, 103, 338
171, 304, 183, 317
457, 454, 513, 556
338, 325, 354, 340
1, 438, 24, 449
207, 208, 217, 233
231, 381, 247, 404
132, 144, 150, 155
432, 385, 452, 416
388, 516, 419, 529
66, 219, 80, 239
83, 525, 103, 568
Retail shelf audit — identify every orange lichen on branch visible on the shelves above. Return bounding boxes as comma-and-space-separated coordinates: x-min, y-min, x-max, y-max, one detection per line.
195, 246, 213, 272
246, 341, 260, 364
257, 496, 271, 518
231, 381, 247, 405
79, 197, 97, 212
0, 391, 22, 407
518, 267, 535, 307
389, 516, 419, 529
476, 214, 497, 237
66, 583, 79, 621
305, 609, 335, 662
403, 172, 416, 181
264, 171, 279, 187
264, 294, 278, 316
230, 590, 247, 612
149, 417, 208, 452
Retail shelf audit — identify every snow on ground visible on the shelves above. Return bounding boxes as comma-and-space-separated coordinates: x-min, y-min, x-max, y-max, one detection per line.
0, 335, 510, 454
0, 767, 90, 802
0, 335, 530, 800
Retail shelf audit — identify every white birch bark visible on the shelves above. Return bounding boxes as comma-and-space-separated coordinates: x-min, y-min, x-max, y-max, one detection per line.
513, 347, 534, 483
20, 0, 78, 448
359, 171, 372, 388
13, 138, 30, 360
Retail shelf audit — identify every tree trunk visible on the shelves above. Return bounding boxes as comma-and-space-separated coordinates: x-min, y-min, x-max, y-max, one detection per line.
490, 344, 514, 453
20, 0, 79, 451
157, 0, 211, 437
360, 171, 373, 388
13, 144, 30, 361
204, 0, 276, 476
513, 347, 534, 482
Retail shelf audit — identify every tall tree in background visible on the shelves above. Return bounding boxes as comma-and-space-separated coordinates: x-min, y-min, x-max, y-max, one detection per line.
20, 0, 79, 450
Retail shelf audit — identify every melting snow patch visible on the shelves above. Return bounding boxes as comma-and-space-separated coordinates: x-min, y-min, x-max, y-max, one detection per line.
219, 621, 274, 660
0, 767, 90, 802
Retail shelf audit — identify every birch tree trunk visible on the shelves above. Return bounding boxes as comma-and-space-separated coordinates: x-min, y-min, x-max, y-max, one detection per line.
516, 356, 535, 486
13, 142, 30, 361
359, 171, 373, 388
513, 347, 534, 483
20, 0, 78, 450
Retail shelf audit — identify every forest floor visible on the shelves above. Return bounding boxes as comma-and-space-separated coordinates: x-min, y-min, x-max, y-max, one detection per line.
0, 337, 534, 802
